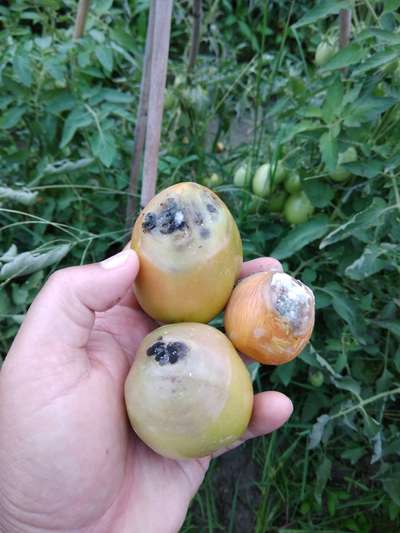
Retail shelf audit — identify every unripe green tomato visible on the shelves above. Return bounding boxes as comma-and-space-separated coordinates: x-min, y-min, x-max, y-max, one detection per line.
330, 147, 357, 182
268, 189, 287, 213
274, 160, 288, 184
204, 173, 223, 188
315, 40, 336, 67
283, 192, 314, 225
234, 163, 251, 188
124, 323, 254, 459
252, 163, 272, 198
284, 173, 302, 194
181, 86, 209, 115
309, 370, 324, 388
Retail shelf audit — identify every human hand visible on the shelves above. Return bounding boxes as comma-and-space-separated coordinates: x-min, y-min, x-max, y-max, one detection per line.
0, 250, 293, 533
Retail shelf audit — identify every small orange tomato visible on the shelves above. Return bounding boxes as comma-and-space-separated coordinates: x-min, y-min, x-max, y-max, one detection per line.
224, 271, 315, 365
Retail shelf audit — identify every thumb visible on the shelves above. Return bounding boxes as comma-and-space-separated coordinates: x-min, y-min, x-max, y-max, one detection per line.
10, 249, 139, 355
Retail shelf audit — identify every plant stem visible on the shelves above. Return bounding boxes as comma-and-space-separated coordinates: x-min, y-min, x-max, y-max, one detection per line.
126, 0, 156, 226
74, 0, 91, 39
330, 387, 400, 421
188, 0, 202, 71
140, 0, 174, 208
339, 9, 352, 49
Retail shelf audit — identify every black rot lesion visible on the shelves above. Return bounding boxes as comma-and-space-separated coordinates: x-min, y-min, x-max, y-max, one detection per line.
142, 197, 188, 235
147, 340, 189, 365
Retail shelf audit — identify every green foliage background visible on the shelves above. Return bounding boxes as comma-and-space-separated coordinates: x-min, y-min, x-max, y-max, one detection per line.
1, 1, 400, 530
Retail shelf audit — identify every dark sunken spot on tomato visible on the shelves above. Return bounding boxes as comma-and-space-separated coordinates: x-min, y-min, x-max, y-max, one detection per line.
142, 212, 157, 232
206, 203, 217, 213
158, 198, 187, 234
146, 340, 189, 365
200, 228, 210, 239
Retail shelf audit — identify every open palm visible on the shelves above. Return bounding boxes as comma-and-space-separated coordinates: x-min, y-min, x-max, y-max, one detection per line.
0, 250, 292, 533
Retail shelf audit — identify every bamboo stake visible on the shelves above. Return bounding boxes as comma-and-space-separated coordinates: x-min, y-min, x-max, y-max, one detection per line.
339, 9, 352, 49
126, 0, 156, 225
74, 0, 91, 39
188, 0, 202, 71
140, 0, 174, 208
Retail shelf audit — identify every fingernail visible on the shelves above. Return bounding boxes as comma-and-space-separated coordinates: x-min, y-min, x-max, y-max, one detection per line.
101, 250, 131, 270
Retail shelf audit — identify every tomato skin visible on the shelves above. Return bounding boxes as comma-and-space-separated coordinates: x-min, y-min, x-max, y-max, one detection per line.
274, 160, 288, 184
283, 192, 314, 224
315, 40, 336, 67
269, 189, 287, 213
309, 370, 324, 387
204, 173, 223, 188
252, 163, 272, 198
330, 147, 357, 182
234, 163, 251, 187
284, 173, 302, 194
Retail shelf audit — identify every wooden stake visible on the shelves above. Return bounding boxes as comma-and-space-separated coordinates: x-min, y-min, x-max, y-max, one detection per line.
126, 0, 156, 225
140, 0, 174, 208
74, 0, 91, 39
339, 9, 352, 49
188, 0, 202, 71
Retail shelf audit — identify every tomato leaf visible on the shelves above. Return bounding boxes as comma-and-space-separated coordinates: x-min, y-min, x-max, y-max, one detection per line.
321, 43, 367, 71
320, 198, 387, 248
292, 1, 352, 28
271, 215, 331, 260
320, 131, 338, 172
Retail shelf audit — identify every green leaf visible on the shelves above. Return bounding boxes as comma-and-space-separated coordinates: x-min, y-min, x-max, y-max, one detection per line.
93, 0, 114, 14
0, 244, 18, 262
320, 198, 387, 248
319, 131, 338, 172
322, 282, 368, 343
383, 0, 400, 13
345, 244, 388, 280
343, 160, 383, 178
0, 106, 27, 129
357, 28, 400, 45
344, 96, 397, 126
315, 457, 332, 505
60, 108, 93, 148
300, 344, 341, 378
331, 376, 361, 395
271, 360, 297, 387
292, 1, 352, 28
303, 179, 335, 208
95, 46, 114, 72
375, 320, 400, 336
46, 91, 76, 113
101, 89, 134, 103
90, 131, 117, 167
0, 187, 38, 206
0, 245, 71, 281
309, 415, 331, 449
322, 79, 344, 123
353, 49, 400, 75
271, 215, 331, 260
13, 52, 32, 87
321, 43, 367, 71
43, 58, 66, 83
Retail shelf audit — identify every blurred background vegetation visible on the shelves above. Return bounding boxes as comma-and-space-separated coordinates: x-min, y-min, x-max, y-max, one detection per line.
1, 1, 400, 531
